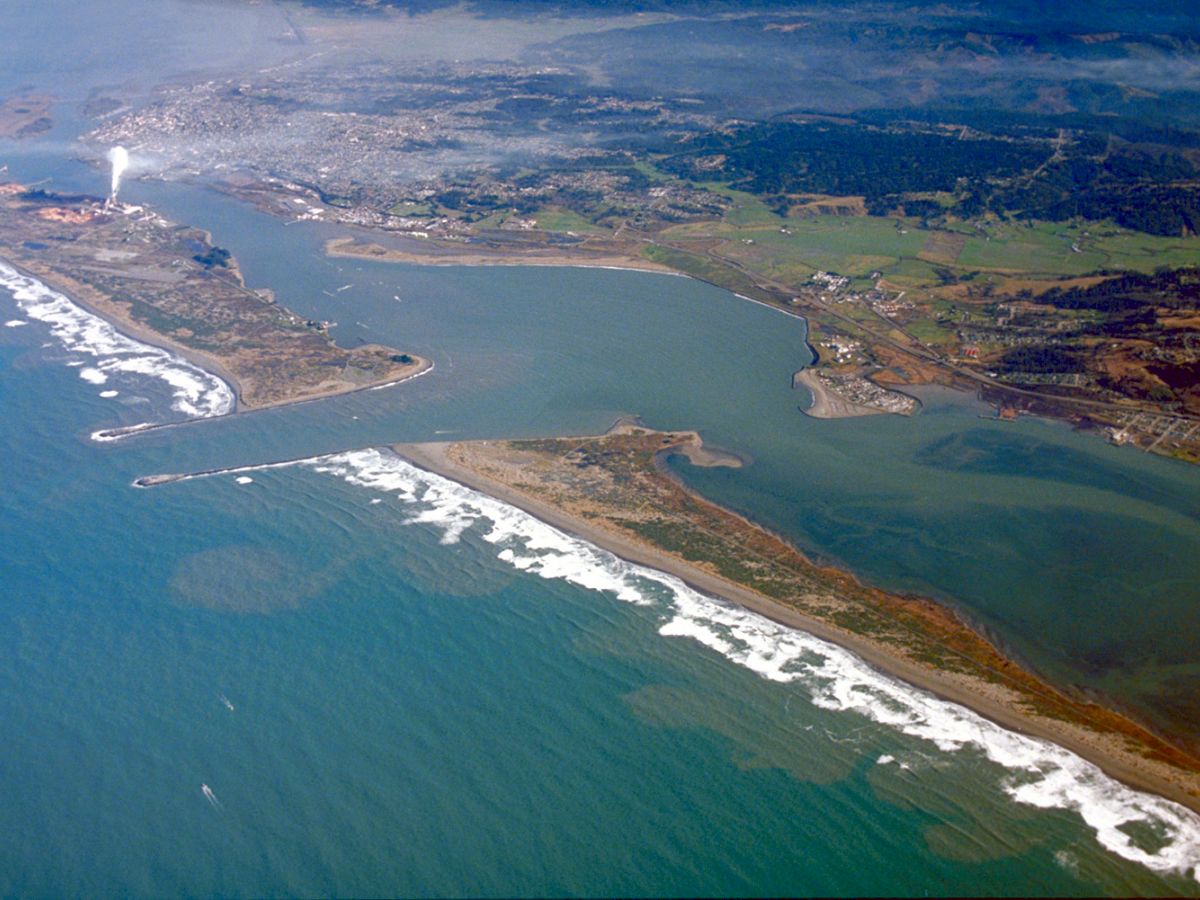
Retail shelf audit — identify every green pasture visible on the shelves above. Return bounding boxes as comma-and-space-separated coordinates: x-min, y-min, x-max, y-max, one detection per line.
660, 211, 1199, 287
641, 244, 776, 303
534, 208, 607, 233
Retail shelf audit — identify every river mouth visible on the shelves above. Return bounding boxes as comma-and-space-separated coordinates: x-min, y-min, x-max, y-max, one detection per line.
2, 1, 1200, 890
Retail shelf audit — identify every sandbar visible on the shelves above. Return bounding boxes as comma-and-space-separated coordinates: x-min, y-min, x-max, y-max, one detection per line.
793, 368, 888, 418
326, 235, 676, 274
392, 433, 1200, 816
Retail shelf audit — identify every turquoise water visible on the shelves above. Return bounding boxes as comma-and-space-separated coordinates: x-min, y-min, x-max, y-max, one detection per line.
3, 4, 1200, 893
125, 179, 1200, 752
3, 202, 1200, 894
0, 331, 1195, 896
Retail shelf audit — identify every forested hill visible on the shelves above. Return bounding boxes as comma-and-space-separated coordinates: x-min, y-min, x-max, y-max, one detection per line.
661, 120, 1200, 237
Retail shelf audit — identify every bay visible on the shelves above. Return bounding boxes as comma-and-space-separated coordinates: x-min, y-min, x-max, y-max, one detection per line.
1, 2, 1199, 892
1, 185, 1198, 894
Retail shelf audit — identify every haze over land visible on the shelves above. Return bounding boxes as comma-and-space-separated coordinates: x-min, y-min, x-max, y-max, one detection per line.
81, 0, 1200, 456
2, 0, 1200, 895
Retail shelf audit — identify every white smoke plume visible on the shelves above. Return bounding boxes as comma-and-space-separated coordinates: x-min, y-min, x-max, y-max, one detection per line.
107, 146, 129, 202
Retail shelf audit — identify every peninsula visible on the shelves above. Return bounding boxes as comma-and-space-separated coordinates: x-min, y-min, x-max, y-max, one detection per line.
0, 185, 428, 410
394, 423, 1200, 814
87, 54, 1200, 458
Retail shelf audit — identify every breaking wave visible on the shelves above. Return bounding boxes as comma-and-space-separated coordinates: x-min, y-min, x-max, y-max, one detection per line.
0, 261, 234, 431
254, 445, 1200, 881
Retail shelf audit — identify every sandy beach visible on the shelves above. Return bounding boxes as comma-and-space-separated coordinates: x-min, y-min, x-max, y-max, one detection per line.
793, 368, 889, 419
392, 438, 1200, 815
2, 254, 432, 415
325, 236, 677, 274
5, 255, 244, 395
22, 227, 1198, 814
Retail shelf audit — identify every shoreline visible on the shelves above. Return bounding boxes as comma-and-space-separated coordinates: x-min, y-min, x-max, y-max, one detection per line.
0, 253, 433, 422
0, 254, 246, 406
792, 368, 887, 419
93, 362, 435, 443
24, 204, 1197, 815
390, 438, 1200, 817
325, 236, 679, 275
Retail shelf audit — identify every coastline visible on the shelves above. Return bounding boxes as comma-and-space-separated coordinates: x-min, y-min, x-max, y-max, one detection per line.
0, 253, 432, 417
391, 437, 1200, 817
792, 368, 888, 419
0, 254, 245, 407
94, 362, 435, 443
325, 236, 678, 275
16, 200, 1196, 816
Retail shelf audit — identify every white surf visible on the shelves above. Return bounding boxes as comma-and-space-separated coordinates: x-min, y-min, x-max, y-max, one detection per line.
0, 261, 234, 435
302, 447, 1200, 883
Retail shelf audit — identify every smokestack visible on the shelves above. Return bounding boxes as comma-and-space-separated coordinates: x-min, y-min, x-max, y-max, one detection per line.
107, 146, 128, 204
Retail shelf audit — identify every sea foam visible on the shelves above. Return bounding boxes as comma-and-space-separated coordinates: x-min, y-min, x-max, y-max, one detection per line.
299, 446, 1200, 882
146, 444, 1200, 879
0, 261, 234, 431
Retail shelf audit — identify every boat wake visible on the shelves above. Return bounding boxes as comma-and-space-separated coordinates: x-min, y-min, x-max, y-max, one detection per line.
201, 783, 222, 810
143, 446, 1200, 882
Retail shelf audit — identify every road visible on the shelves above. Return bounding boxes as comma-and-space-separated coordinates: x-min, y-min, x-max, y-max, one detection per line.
633, 230, 1200, 425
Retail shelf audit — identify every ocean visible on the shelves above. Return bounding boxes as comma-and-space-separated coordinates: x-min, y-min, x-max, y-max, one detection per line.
2, 3, 1200, 893
2, 206, 1200, 895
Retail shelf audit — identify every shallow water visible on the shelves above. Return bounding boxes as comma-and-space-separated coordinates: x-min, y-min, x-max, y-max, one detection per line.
117, 181, 1200, 754
2, 239, 1199, 894
2, 2, 1200, 889
0, 261, 233, 425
